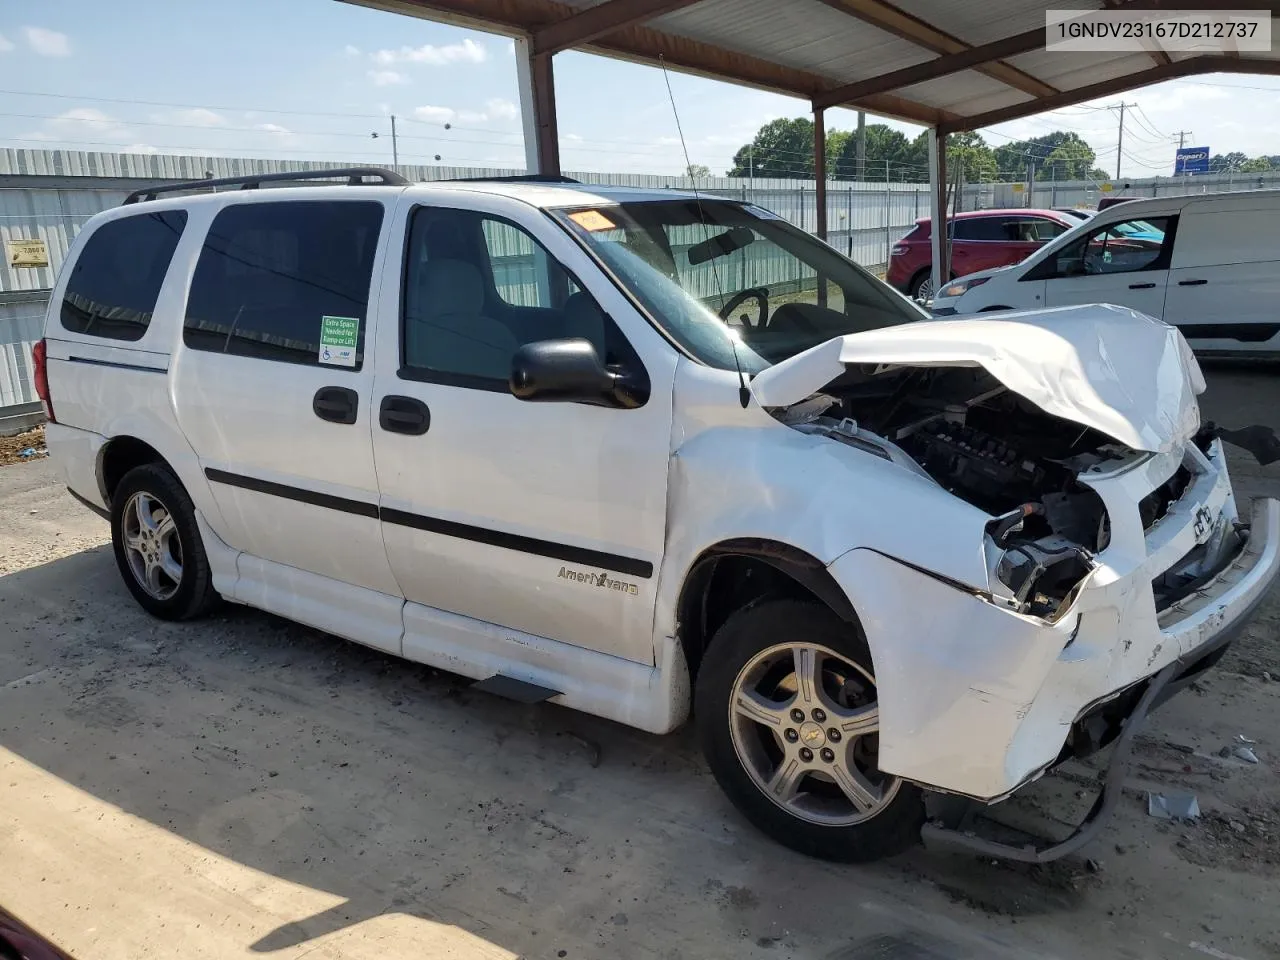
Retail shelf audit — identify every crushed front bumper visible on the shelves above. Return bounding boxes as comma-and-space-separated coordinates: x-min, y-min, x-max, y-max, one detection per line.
829, 439, 1280, 806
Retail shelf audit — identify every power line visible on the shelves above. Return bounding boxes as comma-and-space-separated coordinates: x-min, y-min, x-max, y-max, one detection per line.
0, 88, 381, 120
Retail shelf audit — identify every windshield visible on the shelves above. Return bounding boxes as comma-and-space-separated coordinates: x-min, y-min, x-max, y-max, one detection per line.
552, 199, 926, 372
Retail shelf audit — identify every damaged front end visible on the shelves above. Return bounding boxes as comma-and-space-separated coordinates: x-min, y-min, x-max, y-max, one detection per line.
779, 365, 1128, 621
748, 308, 1280, 860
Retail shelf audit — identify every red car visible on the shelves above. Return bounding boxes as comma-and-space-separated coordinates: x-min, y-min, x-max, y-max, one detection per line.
887, 208, 1076, 300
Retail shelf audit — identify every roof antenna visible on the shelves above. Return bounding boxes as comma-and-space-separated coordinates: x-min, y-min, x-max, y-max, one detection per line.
658, 55, 752, 409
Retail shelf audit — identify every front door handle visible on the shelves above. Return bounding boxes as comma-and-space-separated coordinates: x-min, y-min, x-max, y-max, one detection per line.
1128, 282, 1156, 289
313, 386, 358, 424
1178, 278, 1208, 286
379, 395, 431, 435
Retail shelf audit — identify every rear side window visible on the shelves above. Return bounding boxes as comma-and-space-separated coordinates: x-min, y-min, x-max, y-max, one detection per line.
952, 218, 1008, 241
60, 210, 187, 341
184, 200, 383, 369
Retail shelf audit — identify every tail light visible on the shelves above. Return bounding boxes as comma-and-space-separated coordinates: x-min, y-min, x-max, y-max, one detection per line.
891, 244, 909, 257
32, 338, 55, 423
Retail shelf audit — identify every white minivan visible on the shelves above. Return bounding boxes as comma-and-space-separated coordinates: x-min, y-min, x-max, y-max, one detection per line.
930, 189, 1280, 356
34, 169, 1280, 864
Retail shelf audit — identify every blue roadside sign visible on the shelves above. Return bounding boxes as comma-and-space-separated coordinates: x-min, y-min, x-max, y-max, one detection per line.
1175, 147, 1210, 176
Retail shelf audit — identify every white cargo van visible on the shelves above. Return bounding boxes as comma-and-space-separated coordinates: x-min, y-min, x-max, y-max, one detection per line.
34, 168, 1280, 864
930, 189, 1280, 356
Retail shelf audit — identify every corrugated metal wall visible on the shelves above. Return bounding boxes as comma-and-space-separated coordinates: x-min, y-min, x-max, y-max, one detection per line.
5, 147, 1280, 412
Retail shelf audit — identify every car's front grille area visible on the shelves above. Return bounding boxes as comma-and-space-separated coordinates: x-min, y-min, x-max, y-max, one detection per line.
1140, 465, 1192, 531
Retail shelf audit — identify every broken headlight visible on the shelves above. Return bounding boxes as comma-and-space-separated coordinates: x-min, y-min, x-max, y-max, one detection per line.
986, 505, 1095, 620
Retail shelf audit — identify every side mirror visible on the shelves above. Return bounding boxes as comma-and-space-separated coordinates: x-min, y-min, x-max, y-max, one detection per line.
510, 338, 648, 409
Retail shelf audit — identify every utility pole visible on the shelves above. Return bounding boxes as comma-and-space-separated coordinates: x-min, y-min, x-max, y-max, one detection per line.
1170, 130, 1193, 175
372, 115, 400, 168
1110, 101, 1138, 180
855, 111, 866, 182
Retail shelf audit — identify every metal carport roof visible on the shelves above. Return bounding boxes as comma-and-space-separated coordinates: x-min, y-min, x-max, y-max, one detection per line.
342, 0, 1280, 293
343, 0, 1280, 132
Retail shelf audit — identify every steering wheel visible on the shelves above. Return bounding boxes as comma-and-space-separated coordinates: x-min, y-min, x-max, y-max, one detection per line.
719, 287, 769, 328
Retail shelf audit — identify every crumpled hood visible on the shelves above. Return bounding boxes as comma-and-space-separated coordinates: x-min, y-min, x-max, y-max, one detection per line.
749, 303, 1206, 453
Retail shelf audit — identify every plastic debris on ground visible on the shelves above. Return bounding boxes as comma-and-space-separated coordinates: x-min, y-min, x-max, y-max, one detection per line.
1232, 745, 1260, 764
1148, 791, 1201, 821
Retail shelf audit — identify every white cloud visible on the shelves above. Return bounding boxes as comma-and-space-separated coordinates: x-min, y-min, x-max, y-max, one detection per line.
372, 37, 486, 66
411, 98, 518, 128
23, 26, 70, 57
413, 105, 456, 125
368, 69, 409, 87
564, 133, 584, 142
485, 98, 518, 122
255, 122, 291, 135
166, 108, 228, 127
0, 33, 15, 52
125, 143, 159, 155
343, 44, 361, 57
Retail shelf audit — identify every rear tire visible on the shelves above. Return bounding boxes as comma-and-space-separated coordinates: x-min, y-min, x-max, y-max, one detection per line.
694, 599, 924, 862
111, 463, 219, 621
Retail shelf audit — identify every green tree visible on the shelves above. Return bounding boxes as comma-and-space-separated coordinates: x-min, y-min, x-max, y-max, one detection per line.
1043, 139, 1098, 180
1209, 151, 1248, 173
1089, 167, 1111, 182
947, 130, 998, 183
833, 123, 918, 181
727, 117, 815, 178
1239, 156, 1272, 173
686, 163, 711, 179
994, 132, 1098, 182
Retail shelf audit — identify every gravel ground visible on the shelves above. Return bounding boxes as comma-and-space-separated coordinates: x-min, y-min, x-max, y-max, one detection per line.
1, 366, 1279, 960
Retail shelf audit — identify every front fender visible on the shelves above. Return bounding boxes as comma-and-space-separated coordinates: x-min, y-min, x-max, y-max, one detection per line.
653, 420, 993, 642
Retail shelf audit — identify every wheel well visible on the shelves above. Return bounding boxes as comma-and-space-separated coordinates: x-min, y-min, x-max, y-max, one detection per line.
676, 540, 856, 681
99, 436, 166, 503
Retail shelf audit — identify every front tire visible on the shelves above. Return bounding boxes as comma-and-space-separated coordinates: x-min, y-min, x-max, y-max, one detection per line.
111, 463, 219, 621
695, 599, 924, 862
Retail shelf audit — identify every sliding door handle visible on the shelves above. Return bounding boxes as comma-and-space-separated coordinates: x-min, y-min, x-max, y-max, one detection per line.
313, 386, 358, 424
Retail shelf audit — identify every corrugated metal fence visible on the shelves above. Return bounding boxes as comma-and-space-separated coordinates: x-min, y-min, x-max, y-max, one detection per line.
6, 147, 1280, 412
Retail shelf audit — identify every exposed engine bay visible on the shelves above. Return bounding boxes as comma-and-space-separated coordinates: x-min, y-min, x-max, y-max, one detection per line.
779, 365, 1194, 620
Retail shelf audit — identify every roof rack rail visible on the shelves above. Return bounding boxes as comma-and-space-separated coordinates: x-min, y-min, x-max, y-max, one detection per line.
123, 167, 409, 205
441, 174, 582, 184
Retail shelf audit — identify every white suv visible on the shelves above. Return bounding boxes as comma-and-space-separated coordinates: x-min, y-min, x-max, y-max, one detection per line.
35, 168, 1280, 863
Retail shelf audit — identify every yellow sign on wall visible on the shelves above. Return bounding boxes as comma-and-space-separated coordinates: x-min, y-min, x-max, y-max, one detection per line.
6, 238, 49, 268
1099, 183, 1115, 193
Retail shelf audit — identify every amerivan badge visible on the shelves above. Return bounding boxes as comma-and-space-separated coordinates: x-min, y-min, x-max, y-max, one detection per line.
319, 316, 359, 367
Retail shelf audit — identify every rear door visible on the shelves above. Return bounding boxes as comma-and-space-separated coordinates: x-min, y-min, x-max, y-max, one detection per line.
1041, 213, 1177, 317
1164, 199, 1280, 354
172, 194, 404, 650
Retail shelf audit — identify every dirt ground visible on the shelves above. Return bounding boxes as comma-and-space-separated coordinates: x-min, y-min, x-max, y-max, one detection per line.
0, 424, 47, 466
1, 365, 1279, 960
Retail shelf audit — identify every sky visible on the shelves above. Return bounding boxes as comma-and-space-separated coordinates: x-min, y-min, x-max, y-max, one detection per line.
1, 0, 1278, 180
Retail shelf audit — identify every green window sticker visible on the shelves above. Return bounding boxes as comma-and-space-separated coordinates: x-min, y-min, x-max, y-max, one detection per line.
319, 316, 360, 367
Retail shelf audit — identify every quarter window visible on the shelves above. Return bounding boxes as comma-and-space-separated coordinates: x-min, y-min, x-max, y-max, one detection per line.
184, 201, 383, 369
61, 210, 187, 341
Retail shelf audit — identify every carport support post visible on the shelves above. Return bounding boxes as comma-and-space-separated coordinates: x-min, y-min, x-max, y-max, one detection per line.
814, 107, 828, 242
514, 37, 561, 177
814, 106, 828, 307
929, 126, 947, 301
